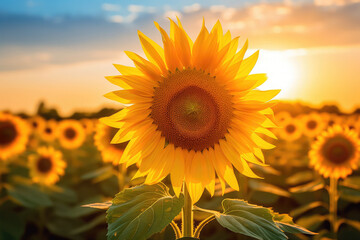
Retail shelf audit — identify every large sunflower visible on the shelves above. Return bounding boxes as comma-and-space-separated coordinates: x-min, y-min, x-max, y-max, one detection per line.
28, 146, 66, 185
0, 112, 29, 160
57, 120, 86, 149
94, 122, 128, 165
102, 19, 278, 202
309, 125, 360, 179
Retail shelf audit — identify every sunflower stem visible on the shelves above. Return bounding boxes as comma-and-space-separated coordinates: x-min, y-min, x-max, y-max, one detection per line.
329, 176, 338, 234
194, 215, 215, 238
182, 182, 193, 238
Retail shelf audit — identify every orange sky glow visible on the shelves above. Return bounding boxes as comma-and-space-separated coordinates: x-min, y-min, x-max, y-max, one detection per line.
1, 0, 360, 115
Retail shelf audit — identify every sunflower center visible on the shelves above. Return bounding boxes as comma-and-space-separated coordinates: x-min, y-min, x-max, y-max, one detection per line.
322, 136, 354, 164
64, 127, 77, 140
45, 127, 52, 134
307, 120, 317, 130
151, 69, 232, 151
285, 124, 296, 134
0, 121, 17, 146
37, 157, 53, 173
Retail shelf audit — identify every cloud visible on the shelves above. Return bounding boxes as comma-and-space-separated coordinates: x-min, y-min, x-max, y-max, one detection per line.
107, 5, 156, 24
183, 3, 201, 13
314, 0, 360, 6
108, 14, 137, 23
128, 5, 156, 14
163, 10, 182, 20
2, 1, 360, 71
178, 1, 360, 49
102, 3, 121, 12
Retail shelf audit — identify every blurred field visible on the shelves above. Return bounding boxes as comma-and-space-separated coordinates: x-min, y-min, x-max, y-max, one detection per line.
0, 101, 360, 240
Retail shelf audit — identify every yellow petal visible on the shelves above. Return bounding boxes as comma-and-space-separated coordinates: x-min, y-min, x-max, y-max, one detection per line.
138, 31, 167, 73
113, 64, 143, 76
236, 50, 259, 79
212, 145, 239, 191
251, 133, 276, 149
186, 181, 204, 204
171, 147, 185, 197
170, 19, 191, 67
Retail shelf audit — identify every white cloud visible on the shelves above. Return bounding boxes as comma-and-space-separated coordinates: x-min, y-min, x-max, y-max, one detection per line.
209, 5, 236, 20
102, 3, 121, 12
128, 5, 156, 13
108, 15, 124, 23
314, 0, 360, 6
164, 10, 182, 20
108, 14, 137, 23
183, 3, 201, 13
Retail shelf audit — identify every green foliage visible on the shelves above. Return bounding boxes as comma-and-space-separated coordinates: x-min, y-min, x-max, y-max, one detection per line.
106, 183, 184, 240
6, 182, 52, 208
249, 180, 290, 198
273, 213, 316, 235
0, 205, 26, 240
197, 199, 314, 240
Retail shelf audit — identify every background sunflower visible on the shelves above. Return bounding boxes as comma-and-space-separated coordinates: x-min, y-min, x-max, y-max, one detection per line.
28, 146, 66, 185
0, 112, 29, 160
309, 125, 360, 179
57, 120, 86, 149
94, 122, 128, 165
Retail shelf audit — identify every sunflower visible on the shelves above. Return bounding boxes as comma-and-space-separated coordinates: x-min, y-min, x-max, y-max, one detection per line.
81, 118, 95, 135
0, 113, 29, 160
301, 112, 326, 138
57, 120, 86, 149
275, 111, 292, 125
309, 125, 360, 179
94, 122, 128, 165
41, 120, 58, 142
28, 116, 46, 134
28, 146, 66, 185
278, 117, 303, 142
102, 19, 278, 202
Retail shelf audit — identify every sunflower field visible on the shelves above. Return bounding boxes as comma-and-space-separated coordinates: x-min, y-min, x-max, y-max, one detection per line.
0, 100, 360, 240
1, 6, 360, 240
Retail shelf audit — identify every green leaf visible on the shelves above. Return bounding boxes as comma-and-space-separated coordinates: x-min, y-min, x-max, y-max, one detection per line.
214, 199, 288, 240
6, 183, 52, 208
342, 219, 360, 232
249, 180, 290, 198
289, 179, 325, 193
106, 183, 184, 240
286, 171, 314, 186
0, 207, 26, 240
296, 214, 328, 231
341, 176, 360, 190
290, 201, 328, 218
47, 186, 78, 203
71, 214, 106, 235
273, 213, 316, 235
55, 203, 99, 218
339, 185, 360, 203
81, 165, 114, 181
83, 201, 112, 210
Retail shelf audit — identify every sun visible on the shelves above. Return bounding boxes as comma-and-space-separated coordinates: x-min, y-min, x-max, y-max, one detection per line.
252, 49, 301, 99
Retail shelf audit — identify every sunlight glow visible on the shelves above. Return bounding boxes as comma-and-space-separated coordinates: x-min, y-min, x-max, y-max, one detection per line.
252, 49, 305, 99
